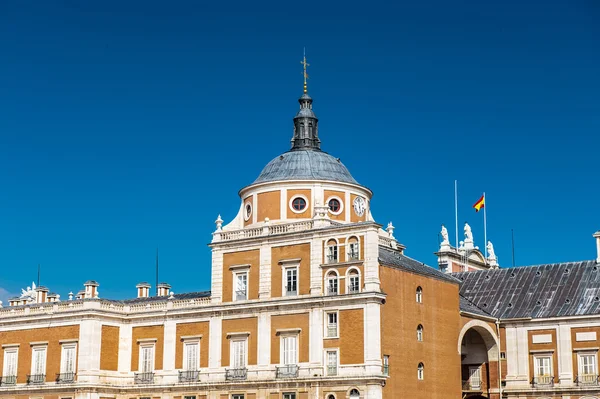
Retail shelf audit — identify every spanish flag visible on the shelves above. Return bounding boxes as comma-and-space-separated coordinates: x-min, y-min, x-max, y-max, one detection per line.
473, 195, 485, 212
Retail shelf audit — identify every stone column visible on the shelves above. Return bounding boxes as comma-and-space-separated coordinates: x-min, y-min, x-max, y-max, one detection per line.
77, 318, 102, 382
259, 245, 272, 299
117, 324, 133, 374
162, 319, 177, 383
363, 228, 381, 292
557, 324, 573, 385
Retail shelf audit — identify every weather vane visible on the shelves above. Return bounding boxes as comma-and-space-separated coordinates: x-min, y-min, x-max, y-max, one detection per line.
301, 48, 309, 94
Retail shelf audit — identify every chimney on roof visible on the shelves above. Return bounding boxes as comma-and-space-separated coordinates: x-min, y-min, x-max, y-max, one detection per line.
136, 282, 151, 298
83, 280, 99, 299
594, 230, 600, 264
157, 282, 171, 297
35, 286, 49, 303
8, 297, 19, 307
76, 290, 85, 300
47, 293, 59, 303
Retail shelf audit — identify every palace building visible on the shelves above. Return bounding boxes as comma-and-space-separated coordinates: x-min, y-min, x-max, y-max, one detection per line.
1, 63, 600, 399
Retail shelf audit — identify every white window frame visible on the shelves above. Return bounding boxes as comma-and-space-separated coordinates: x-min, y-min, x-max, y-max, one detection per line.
346, 268, 361, 294
346, 236, 360, 260
383, 355, 390, 376
2, 346, 18, 377
231, 395, 245, 399
325, 239, 339, 264
283, 393, 297, 399
578, 352, 597, 377
326, 196, 344, 216
232, 269, 249, 302
533, 354, 553, 377
184, 396, 196, 399
417, 362, 424, 380
289, 195, 309, 214
417, 325, 423, 342
243, 201, 252, 222
31, 344, 47, 377
325, 349, 339, 376
325, 270, 339, 296
468, 366, 481, 389
280, 334, 298, 366
416, 287, 423, 303
138, 343, 155, 373
60, 343, 77, 374
183, 339, 200, 371
324, 311, 339, 338
283, 265, 299, 297
230, 338, 248, 369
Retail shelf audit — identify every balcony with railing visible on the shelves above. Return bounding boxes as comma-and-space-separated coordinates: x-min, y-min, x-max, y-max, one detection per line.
348, 285, 360, 294
276, 365, 299, 378
26, 374, 45, 385
0, 376, 17, 386
327, 365, 338, 376
576, 374, 600, 386
178, 370, 199, 383
461, 380, 482, 391
326, 286, 338, 296
225, 368, 247, 381
532, 376, 554, 387
347, 251, 359, 261
134, 372, 155, 384
326, 254, 338, 264
55, 372, 76, 384
235, 290, 247, 301
327, 325, 338, 337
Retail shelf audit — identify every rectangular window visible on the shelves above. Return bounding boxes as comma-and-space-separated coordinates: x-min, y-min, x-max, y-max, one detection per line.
579, 353, 597, 376
184, 396, 196, 399
534, 355, 552, 376
32, 346, 47, 376
326, 312, 338, 338
184, 341, 200, 371
283, 394, 296, 399
469, 366, 481, 389
3, 348, 18, 378
285, 267, 298, 296
235, 272, 248, 301
326, 351, 338, 376
231, 340, 246, 369
327, 276, 338, 295
383, 355, 389, 376
348, 242, 359, 260
231, 395, 244, 399
281, 336, 298, 365
348, 274, 360, 293
60, 344, 76, 374
326, 245, 338, 263
140, 345, 155, 373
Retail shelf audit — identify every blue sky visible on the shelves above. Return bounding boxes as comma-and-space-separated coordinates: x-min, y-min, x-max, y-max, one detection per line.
0, 0, 598, 303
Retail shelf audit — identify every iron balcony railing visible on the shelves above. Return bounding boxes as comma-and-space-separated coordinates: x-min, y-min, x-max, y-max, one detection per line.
276, 365, 299, 378
326, 286, 338, 296
327, 365, 338, 376
285, 288, 297, 297
0, 376, 17, 386
532, 376, 554, 387
461, 380, 482, 390
235, 290, 247, 301
134, 372, 155, 384
347, 251, 359, 260
576, 374, 600, 386
327, 325, 338, 337
326, 254, 337, 264
56, 372, 76, 383
26, 374, 45, 385
178, 370, 199, 383
225, 368, 247, 381
348, 285, 360, 294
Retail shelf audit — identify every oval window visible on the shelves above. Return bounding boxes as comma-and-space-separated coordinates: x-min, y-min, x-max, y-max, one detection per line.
292, 197, 307, 211
328, 198, 341, 213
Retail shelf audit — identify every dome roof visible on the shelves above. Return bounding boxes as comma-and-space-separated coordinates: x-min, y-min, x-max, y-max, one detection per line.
252, 150, 359, 185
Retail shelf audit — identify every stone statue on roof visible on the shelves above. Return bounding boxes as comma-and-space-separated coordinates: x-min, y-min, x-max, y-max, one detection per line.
441, 225, 449, 244
464, 223, 473, 242
487, 241, 497, 261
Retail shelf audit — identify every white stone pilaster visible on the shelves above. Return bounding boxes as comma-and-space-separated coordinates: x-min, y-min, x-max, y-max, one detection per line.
366, 383, 383, 399
163, 320, 176, 373
77, 318, 102, 382
75, 393, 100, 399
314, 183, 324, 208
208, 316, 222, 369
211, 249, 223, 303
309, 308, 324, 372
345, 191, 351, 221
117, 324, 132, 373
558, 324, 573, 385
257, 312, 271, 366
252, 193, 258, 224
280, 188, 287, 220
364, 228, 381, 292
310, 237, 323, 295
259, 245, 271, 299
505, 326, 529, 387
364, 302, 382, 374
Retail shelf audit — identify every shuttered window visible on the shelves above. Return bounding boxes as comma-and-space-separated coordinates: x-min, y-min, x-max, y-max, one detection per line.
281, 336, 297, 365
231, 340, 246, 369
3, 349, 18, 377
61, 345, 76, 373
140, 345, 154, 373
184, 342, 199, 371
32, 347, 47, 375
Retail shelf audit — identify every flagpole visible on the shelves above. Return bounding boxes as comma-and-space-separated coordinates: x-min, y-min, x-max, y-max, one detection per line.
454, 180, 459, 250
483, 192, 487, 259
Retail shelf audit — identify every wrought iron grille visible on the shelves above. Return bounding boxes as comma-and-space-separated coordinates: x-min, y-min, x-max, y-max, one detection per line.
178, 370, 199, 383
276, 365, 299, 378
56, 372, 76, 383
26, 374, 45, 385
134, 372, 155, 384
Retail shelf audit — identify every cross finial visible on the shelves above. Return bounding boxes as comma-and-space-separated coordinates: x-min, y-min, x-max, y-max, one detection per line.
301, 48, 309, 93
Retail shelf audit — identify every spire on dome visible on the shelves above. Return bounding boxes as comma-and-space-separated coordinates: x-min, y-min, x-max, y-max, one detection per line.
291, 50, 321, 151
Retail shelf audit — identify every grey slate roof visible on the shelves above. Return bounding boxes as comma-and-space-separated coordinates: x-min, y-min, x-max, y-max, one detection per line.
378, 246, 460, 284
253, 150, 359, 185
455, 260, 600, 319
460, 295, 493, 318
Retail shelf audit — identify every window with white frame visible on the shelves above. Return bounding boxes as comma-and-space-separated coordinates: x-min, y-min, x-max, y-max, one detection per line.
139, 344, 155, 373
469, 366, 481, 389
60, 343, 77, 375
326, 271, 338, 295
234, 271, 248, 301
579, 353, 597, 378
325, 312, 338, 338
347, 237, 359, 260
2, 347, 18, 379
283, 393, 296, 399
348, 269, 360, 293
417, 325, 423, 342
183, 340, 200, 371
416, 286, 423, 303
184, 396, 196, 399
326, 350, 338, 376
534, 355, 553, 379
31, 345, 47, 377
231, 395, 244, 399
231, 339, 247, 369
281, 335, 298, 365
383, 355, 389, 376
284, 266, 298, 296
349, 389, 360, 399
417, 362, 424, 380
326, 240, 338, 264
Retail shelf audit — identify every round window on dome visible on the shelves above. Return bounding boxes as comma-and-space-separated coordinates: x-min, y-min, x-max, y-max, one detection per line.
327, 198, 343, 215
244, 202, 252, 221
290, 196, 307, 213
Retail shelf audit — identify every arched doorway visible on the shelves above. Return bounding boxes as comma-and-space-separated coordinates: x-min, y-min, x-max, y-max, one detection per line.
458, 320, 500, 399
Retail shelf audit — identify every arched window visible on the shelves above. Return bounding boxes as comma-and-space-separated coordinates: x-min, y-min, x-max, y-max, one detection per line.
326, 239, 338, 264
326, 270, 338, 296
349, 389, 360, 398
416, 286, 423, 303
347, 236, 360, 260
327, 395, 336, 399
348, 268, 360, 294
417, 363, 424, 380
417, 325, 423, 341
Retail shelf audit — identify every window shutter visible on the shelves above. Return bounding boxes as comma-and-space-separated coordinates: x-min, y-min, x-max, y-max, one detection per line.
34, 348, 46, 375
5, 351, 17, 376
62, 346, 76, 373
185, 343, 199, 371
